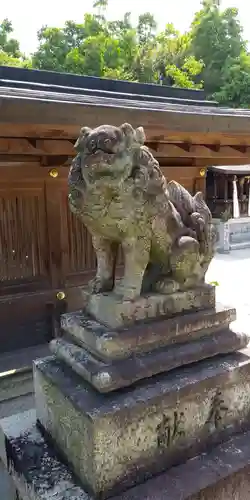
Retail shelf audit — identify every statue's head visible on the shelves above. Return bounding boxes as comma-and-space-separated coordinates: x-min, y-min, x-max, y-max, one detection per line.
74, 123, 145, 154
74, 123, 146, 186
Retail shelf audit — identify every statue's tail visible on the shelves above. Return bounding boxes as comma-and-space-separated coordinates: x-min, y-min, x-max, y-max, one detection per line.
167, 180, 195, 225
193, 192, 212, 225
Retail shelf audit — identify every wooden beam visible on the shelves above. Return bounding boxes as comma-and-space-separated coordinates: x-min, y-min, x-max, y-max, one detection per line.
0, 138, 74, 156
2, 96, 250, 145
1, 137, 250, 164
0, 138, 43, 155
36, 139, 75, 155
158, 158, 250, 168
0, 161, 41, 168
0, 154, 41, 163
152, 143, 250, 159
1, 122, 250, 148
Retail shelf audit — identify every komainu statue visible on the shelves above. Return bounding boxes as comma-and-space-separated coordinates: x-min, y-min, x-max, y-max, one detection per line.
68, 123, 216, 300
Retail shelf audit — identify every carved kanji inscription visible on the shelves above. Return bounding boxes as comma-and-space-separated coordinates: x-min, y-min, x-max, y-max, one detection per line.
156, 410, 185, 448
206, 390, 228, 429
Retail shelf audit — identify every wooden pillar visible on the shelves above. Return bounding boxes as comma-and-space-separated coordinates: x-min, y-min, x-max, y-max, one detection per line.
224, 175, 228, 201
232, 175, 240, 218
239, 176, 245, 201
213, 173, 217, 198
247, 177, 250, 216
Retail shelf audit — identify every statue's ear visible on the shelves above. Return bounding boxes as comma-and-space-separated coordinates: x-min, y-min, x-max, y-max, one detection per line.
135, 126, 146, 144
120, 123, 134, 138
74, 126, 92, 150
119, 123, 136, 148
120, 123, 146, 147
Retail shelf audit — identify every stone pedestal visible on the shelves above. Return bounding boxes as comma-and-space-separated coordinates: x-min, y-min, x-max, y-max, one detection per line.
34, 350, 250, 499
81, 284, 215, 329
3, 408, 250, 500
1, 285, 250, 500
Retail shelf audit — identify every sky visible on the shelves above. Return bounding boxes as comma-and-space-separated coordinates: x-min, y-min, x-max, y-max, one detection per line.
1, 0, 249, 55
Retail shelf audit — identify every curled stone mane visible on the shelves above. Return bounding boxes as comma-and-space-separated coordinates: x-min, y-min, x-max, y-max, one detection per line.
167, 180, 212, 227
193, 192, 212, 225
131, 145, 167, 197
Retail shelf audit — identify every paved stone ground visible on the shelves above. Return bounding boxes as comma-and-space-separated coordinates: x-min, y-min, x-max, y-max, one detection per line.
206, 248, 250, 321
1, 248, 250, 499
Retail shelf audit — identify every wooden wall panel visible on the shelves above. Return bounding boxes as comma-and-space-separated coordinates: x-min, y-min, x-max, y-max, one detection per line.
0, 166, 51, 352
0, 179, 50, 294
0, 161, 207, 354
45, 171, 96, 287
161, 166, 205, 194
66, 208, 96, 277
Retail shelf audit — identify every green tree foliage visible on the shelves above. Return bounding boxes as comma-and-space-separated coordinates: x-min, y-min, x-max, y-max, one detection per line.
154, 24, 204, 87
190, 0, 246, 97
31, 2, 202, 88
214, 52, 250, 108
2, 0, 250, 107
0, 19, 20, 57
0, 19, 31, 67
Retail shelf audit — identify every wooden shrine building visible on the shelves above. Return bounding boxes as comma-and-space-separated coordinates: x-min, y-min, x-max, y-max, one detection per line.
206, 165, 250, 252
1, 65, 250, 353
207, 165, 250, 219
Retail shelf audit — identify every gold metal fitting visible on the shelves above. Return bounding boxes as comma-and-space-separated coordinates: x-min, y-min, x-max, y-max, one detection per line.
56, 291, 66, 300
49, 169, 59, 178
199, 168, 206, 177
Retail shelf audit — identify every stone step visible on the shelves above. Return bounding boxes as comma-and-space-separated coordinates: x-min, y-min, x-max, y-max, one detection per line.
230, 241, 250, 250
0, 344, 49, 403
50, 325, 249, 392
34, 347, 250, 499
3, 409, 250, 500
82, 284, 215, 329
0, 369, 33, 404
61, 303, 236, 362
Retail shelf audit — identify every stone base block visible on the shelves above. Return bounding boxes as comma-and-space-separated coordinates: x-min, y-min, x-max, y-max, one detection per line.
61, 304, 236, 362
50, 326, 249, 392
82, 284, 215, 329
0, 410, 88, 500
3, 410, 250, 500
34, 348, 250, 499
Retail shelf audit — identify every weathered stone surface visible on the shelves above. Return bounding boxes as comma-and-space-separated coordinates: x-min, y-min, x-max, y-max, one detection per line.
34, 348, 250, 498
68, 123, 215, 301
61, 304, 236, 361
0, 410, 89, 500
115, 430, 250, 500
2, 411, 250, 500
50, 326, 249, 392
82, 284, 215, 329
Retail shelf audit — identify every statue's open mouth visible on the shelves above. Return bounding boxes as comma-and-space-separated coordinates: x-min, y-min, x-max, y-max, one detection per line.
86, 149, 115, 158
84, 150, 116, 168
83, 149, 129, 181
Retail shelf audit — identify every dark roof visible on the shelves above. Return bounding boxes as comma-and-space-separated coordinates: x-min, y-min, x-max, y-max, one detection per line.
209, 165, 250, 175
0, 66, 218, 108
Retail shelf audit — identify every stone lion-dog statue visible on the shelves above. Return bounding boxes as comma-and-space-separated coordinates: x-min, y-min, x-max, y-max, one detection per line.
68, 123, 216, 300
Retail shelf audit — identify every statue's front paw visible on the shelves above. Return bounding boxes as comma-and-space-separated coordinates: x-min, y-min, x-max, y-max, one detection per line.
114, 283, 140, 301
154, 279, 180, 294
89, 277, 114, 294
